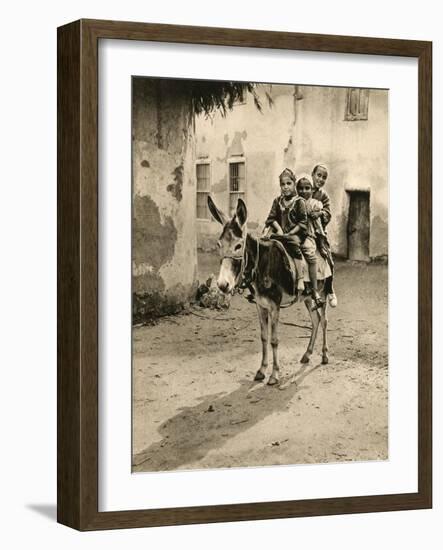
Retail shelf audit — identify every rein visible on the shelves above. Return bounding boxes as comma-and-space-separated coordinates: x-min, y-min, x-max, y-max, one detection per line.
223, 234, 299, 308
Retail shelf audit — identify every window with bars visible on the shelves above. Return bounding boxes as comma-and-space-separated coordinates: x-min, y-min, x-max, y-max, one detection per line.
345, 88, 369, 121
229, 161, 245, 216
196, 163, 211, 220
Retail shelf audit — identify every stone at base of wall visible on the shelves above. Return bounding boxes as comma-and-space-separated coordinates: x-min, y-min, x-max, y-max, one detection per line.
133, 281, 198, 324
370, 254, 388, 265
196, 275, 232, 310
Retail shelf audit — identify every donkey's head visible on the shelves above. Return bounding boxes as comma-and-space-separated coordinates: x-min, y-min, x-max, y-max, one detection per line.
207, 196, 248, 294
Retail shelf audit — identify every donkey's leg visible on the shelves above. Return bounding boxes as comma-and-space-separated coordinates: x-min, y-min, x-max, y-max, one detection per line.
320, 303, 329, 364
268, 304, 281, 386
301, 299, 321, 363
254, 304, 269, 381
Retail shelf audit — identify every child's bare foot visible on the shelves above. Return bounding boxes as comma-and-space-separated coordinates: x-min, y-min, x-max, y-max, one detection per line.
328, 293, 338, 308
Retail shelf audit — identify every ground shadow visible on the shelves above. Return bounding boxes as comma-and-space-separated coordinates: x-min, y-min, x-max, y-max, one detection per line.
133, 362, 322, 472
26, 504, 57, 522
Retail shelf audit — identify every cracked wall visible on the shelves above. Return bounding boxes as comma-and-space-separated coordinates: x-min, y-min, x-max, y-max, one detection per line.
195, 84, 298, 250
195, 85, 388, 260
132, 78, 197, 322
293, 86, 388, 259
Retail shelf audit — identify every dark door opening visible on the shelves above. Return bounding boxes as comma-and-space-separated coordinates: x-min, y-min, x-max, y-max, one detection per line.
347, 190, 370, 261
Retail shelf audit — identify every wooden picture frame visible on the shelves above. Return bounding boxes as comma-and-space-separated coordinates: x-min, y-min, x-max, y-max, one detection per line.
57, 18, 432, 530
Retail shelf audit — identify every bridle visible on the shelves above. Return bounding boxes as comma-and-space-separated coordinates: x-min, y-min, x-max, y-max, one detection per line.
220, 233, 260, 294
220, 233, 298, 307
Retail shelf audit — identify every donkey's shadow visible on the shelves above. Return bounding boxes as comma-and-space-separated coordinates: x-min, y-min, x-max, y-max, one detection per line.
133, 362, 322, 472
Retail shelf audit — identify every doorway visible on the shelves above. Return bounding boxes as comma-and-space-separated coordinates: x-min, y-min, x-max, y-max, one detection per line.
347, 191, 370, 261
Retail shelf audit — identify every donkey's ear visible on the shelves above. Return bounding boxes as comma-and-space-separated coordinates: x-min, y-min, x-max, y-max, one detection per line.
236, 198, 248, 228
207, 195, 228, 225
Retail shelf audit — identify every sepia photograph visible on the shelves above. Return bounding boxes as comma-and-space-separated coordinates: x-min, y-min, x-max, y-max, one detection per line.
131, 77, 389, 473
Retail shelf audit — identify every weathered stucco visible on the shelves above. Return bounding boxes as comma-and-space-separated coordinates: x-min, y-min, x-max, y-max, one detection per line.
195, 84, 300, 248
132, 78, 197, 321
294, 86, 388, 259
195, 85, 388, 260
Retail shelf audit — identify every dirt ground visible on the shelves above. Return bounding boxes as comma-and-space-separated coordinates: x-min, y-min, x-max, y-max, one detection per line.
132, 256, 388, 472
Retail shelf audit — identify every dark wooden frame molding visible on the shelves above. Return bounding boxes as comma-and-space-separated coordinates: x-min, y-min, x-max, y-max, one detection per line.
57, 19, 432, 530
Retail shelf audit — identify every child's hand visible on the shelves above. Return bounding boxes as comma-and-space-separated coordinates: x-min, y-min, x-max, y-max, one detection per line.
286, 225, 299, 236
320, 211, 329, 222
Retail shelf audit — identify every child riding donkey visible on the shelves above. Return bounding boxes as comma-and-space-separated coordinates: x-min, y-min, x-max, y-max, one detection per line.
257, 168, 324, 309
262, 168, 311, 292
309, 164, 338, 307
296, 172, 337, 307
245, 166, 336, 309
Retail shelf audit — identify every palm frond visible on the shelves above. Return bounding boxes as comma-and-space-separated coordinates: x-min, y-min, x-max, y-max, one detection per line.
187, 81, 267, 117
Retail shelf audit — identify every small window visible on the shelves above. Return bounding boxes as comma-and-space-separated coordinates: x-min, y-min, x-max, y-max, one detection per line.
196, 163, 211, 220
345, 88, 369, 121
229, 161, 245, 216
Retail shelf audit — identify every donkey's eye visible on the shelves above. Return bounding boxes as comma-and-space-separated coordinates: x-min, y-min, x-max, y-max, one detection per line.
234, 243, 242, 251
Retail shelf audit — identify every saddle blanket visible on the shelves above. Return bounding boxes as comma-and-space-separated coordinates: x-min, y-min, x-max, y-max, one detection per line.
265, 238, 332, 302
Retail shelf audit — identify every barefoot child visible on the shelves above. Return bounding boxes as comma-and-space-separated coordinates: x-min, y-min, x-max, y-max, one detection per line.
263, 168, 310, 295
296, 174, 333, 266
281, 174, 324, 308
311, 164, 337, 307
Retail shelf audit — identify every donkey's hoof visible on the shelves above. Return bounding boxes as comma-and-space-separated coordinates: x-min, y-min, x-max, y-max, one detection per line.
267, 376, 279, 386
254, 370, 265, 381
322, 355, 329, 365
300, 353, 310, 364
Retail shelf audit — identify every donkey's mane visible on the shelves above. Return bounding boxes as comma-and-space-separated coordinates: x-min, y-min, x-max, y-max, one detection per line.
245, 233, 296, 296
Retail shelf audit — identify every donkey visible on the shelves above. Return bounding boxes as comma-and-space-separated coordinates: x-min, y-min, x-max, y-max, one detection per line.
208, 196, 329, 386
